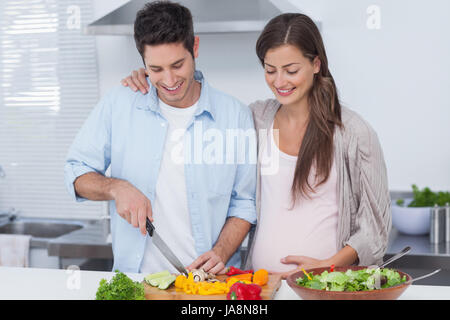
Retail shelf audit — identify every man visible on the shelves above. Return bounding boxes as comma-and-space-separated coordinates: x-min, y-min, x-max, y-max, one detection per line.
64, 1, 256, 274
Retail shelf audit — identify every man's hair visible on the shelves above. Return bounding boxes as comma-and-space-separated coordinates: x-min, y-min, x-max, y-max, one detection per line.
134, 1, 195, 60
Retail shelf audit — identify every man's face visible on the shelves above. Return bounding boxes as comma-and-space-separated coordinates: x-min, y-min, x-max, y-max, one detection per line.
143, 38, 199, 108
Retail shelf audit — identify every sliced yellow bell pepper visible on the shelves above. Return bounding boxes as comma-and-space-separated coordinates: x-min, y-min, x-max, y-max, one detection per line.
175, 275, 187, 288
173, 272, 230, 295
302, 268, 312, 280
226, 277, 252, 288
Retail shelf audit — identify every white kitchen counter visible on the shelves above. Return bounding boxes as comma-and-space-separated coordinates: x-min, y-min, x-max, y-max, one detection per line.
0, 266, 449, 300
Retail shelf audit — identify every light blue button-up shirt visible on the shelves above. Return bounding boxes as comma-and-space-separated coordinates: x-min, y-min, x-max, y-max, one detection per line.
64, 71, 257, 273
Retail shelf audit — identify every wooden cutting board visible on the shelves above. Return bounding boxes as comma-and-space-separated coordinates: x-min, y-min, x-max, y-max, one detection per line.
144, 274, 282, 300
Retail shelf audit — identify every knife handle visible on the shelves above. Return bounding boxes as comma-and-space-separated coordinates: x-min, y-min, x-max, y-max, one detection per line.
146, 218, 155, 237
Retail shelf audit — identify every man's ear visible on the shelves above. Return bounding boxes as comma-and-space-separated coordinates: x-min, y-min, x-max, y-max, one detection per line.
193, 36, 200, 59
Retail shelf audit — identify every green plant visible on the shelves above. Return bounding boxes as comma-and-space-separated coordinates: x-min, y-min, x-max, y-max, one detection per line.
397, 185, 450, 208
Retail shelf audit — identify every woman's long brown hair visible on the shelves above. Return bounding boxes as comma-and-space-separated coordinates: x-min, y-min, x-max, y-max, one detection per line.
256, 13, 343, 204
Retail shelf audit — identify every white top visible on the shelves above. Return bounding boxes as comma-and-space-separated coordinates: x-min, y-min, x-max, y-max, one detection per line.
140, 99, 198, 274
251, 120, 339, 272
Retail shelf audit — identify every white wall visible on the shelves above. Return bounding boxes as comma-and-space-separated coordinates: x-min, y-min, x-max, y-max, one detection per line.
287, 0, 450, 192
92, 0, 450, 192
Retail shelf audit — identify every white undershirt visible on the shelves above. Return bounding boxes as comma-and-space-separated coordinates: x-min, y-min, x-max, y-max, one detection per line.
140, 98, 198, 274
251, 120, 339, 272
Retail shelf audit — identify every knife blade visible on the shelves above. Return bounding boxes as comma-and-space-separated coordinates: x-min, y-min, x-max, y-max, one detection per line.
146, 218, 189, 276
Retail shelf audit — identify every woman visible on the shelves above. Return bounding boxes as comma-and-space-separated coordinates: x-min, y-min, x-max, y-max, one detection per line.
121, 13, 391, 279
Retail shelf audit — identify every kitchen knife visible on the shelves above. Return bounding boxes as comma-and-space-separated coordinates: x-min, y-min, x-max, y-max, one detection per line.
146, 218, 189, 276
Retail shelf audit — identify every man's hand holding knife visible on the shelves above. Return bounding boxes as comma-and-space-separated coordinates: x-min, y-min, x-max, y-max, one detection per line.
75, 173, 248, 275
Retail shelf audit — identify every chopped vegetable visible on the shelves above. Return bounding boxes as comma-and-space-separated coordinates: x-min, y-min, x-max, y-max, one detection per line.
154, 275, 176, 289
159, 275, 176, 289
301, 268, 312, 280
96, 270, 145, 300
330, 264, 335, 272
227, 282, 262, 300
226, 273, 253, 283
190, 268, 217, 282
227, 277, 252, 288
296, 268, 407, 292
174, 272, 229, 295
197, 282, 228, 295
144, 271, 178, 290
252, 269, 269, 286
144, 270, 171, 282
225, 266, 254, 276
175, 274, 187, 288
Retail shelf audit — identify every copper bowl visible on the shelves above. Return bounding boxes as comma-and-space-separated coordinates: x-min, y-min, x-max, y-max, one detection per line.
286, 266, 412, 300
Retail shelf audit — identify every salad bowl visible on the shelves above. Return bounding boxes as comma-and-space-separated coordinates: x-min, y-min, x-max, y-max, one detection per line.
286, 266, 412, 300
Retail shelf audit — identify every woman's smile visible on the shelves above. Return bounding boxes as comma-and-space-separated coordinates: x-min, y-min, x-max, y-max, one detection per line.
276, 87, 296, 96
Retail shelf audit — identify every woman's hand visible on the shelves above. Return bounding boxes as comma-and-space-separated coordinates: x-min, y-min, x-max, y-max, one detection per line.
121, 67, 149, 94
274, 246, 358, 279
277, 255, 332, 279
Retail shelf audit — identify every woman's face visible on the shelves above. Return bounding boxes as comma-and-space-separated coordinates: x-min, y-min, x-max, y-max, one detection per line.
264, 44, 320, 107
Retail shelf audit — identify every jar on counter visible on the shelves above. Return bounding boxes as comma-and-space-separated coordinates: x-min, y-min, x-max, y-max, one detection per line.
430, 204, 445, 244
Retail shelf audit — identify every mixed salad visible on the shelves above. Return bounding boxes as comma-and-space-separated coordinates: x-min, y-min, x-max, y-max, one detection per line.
296, 268, 407, 292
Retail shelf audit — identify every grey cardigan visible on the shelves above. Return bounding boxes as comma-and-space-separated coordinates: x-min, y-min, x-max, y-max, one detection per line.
243, 99, 392, 268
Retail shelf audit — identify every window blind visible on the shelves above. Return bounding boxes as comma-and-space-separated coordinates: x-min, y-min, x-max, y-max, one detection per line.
0, 0, 106, 219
